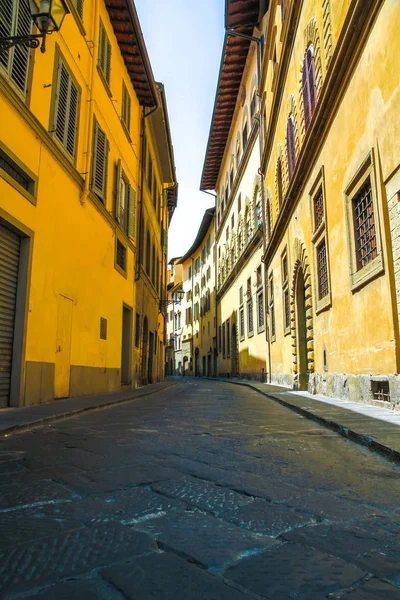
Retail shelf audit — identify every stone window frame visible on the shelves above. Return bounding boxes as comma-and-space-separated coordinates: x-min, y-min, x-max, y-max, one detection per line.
310, 167, 332, 313
281, 247, 291, 334
344, 149, 384, 292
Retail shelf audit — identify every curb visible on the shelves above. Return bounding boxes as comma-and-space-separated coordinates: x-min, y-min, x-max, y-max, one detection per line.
209, 377, 400, 465
0, 382, 178, 438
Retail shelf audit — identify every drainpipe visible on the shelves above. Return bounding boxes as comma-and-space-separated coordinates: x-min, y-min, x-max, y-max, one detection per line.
224, 6, 271, 383
80, 0, 99, 204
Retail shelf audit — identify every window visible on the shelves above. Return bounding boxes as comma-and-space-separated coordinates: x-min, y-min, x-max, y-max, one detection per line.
239, 306, 245, 341
114, 161, 136, 240
344, 152, 384, 291
277, 158, 283, 209
151, 244, 156, 284
226, 320, 230, 357
52, 57, 80, 159
116, 239, 127, 274
247, 296, 254, 337
100, 317, 107, 340
231, 214, 235, 229
145, 231, 150, 274
287, 116, 296, 180
186, 307, 192, 326
250, 92, 257, 120
256, 202, 262, 228
239, 286, 244, 305
147, 157, 153, 189
281, 251, 290, 333
230, 167, 234, 189
256, 265, 262, 288
245, 210, 251, 244
242, 122, 248, 149
207, 267, 211, 281
269, 273, 275, 341
98, 20, 111, 85
121, 81, 131, 132
226, 226, 229, 242
188, 265, 192, 279
236, 138, 242, 167
302, 46, 317, 130
195, 257, 200, 274
0, 0, 32, 94
75, 0, 84, 18
310, 168, 331, 311
222, 323, 226, 358
257, 289, 264, 333
135, 313, 140, 347
238, 193, 242, 213
218, 326, 222, 353
91, 119, 109, 202
225, 185, 229, 207
281, 0, 285, 20
0, 143, 36, 200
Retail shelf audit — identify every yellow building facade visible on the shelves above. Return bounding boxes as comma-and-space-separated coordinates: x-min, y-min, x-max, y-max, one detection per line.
0, 0, 177, 407
202, 0, 400, 406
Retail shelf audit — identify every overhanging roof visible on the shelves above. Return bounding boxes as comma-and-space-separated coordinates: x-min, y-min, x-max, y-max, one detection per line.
105, 0, 158, 107
200, 0, 264, 190
178, 208, 215, 264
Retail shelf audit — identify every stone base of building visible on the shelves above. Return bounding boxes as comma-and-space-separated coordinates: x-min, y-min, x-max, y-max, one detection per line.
270, 371, 400, 411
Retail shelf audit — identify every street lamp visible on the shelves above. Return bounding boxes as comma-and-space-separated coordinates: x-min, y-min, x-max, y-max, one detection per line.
0, 0, 69, 55
159, 289, 184, 310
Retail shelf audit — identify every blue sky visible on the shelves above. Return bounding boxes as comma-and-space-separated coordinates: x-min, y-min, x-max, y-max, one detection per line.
134, 0, 224, 260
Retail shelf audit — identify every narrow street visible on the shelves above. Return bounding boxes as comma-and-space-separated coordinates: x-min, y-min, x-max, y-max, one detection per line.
1, 379, 399, 599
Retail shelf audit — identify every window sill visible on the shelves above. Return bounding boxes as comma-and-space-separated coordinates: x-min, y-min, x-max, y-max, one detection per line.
114, 262, 127, 279
121, 119, 132, 143
0, 169, 36, 205
97, 65, 112, 98
257, 326, 265, 335
315, 293, 332, 315
65, 0, 86, 36
350, 253, 384, 293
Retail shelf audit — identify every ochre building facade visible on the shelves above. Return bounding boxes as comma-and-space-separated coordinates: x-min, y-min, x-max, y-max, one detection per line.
201, 0, 400, 407
0, 0, 177, 407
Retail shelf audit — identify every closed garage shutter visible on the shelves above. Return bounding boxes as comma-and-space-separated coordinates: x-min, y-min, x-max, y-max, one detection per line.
0, 224, 20, 408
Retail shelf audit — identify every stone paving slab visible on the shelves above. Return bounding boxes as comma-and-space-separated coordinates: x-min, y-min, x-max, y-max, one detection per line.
283, 490, 380, 523
101, 551, 250, 600
221, 498, 316, 537
60, 487, 186, 524
216, 470, 306, 502
0, 381, 177, 436
353, 548, 400, 586
20, 579, 125, 600
0, 522, 155, 598
152, 474, 254, 514
224, 542, 367, 600
343, 578, 400, 599
0, 505, 84, 550
160, 455, 232, 482
0, 480, 77, 512
134, 511, 277, 568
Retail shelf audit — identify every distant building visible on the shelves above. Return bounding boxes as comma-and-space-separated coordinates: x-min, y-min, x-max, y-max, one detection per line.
201, 0, 400, 406
0, 0, 177, 407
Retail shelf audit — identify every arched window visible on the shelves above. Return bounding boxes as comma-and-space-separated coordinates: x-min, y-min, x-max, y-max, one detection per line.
287, 116, 296, 180
256, 201, 262, 228
302, 46, 317, 129
245, 208, 251, 244
236, 138, 242, 168
277, 158, 283, 208
242, 121, 248, 149
266, 197, 272, 241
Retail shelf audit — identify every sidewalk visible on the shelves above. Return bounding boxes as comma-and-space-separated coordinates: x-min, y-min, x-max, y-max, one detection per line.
216, 378, 400, 463
0, 380, 177, 436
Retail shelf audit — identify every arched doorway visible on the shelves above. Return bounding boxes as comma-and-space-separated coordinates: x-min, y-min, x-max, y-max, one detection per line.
295, 267, 308, 390
141, 316, 148, 385
231, 324, 238, 377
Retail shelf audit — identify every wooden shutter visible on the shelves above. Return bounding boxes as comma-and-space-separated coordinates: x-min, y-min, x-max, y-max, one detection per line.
122, 81, 131, 131
0, 0, 31, 94
128, 186, 136, 241
114, 159, 122, 222
76, 0, 83, 18
91, 120, 108, 201
287, 116, 295, 179
54, 58, 80, 158
99, 21, 111, 83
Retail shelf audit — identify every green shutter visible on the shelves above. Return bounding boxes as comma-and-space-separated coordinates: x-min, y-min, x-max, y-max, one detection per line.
91, 120, 108, 201
54, 58, 80, 158
128, 186, 137, 241
114, 159, 122, 222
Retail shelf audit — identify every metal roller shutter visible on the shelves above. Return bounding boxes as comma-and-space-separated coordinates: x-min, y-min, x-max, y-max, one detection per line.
0, 224, 20, 408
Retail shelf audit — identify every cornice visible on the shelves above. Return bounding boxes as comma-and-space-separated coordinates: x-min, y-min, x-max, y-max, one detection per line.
262, 0, 384, 265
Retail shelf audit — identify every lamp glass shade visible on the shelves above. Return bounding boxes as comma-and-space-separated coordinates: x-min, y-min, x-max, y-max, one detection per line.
29, 0, 68, 33
49, 0, 69, 30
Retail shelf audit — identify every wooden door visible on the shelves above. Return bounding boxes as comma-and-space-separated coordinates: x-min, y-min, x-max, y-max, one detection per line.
54, 295, 73, 398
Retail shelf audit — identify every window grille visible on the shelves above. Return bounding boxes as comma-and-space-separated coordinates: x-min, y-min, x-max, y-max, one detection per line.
121, 81, 131, 132
302, 46, 317, 130
284, 288, 290, 330
313, 187, 324, 230
239, 286, 243, 305
0, 149, 33, 193
53, 58, 80, 159
116, 239, 127, 271
287, 116, 296, 180
91, 120, 109, 201
269, 274, 275, 339
257, 290, 264, 330
0, 0, 32, 94
282, 255, 288, 283
226, 320, 230, 357
317, 239, 329, 299
352, 177, 377, 270
247, 299, 254, 335
230, 168, 234, 189
100, 317, 107, 340
247, 277, 251, 297
222, 323, 226, 358
256, 202, 262, 227
98, 21, 111, 84
371, 380, 390, 403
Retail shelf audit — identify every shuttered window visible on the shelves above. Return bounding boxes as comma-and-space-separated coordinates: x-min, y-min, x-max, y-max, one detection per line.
287, 116, 296, 180
98, 20, 111, 85
75, 0, 84, 18
121, 81, 131, 132
302, 46, 318, 130
53, 57, 80, 159
0, 0, 32, 95
91, 119, 109, 202
114, 160, 136, 240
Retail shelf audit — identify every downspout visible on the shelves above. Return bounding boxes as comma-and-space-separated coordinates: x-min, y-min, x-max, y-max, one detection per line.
80, 0, 99, 204
224, 6, 271, 383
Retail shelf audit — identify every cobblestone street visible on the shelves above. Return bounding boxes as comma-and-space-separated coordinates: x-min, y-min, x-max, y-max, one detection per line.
1, 378, 400, 599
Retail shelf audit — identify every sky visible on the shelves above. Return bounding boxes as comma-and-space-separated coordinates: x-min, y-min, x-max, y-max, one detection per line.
134, 0, 224, 261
